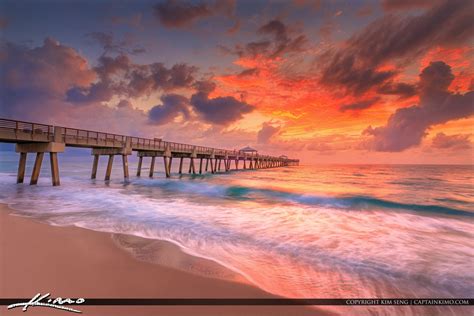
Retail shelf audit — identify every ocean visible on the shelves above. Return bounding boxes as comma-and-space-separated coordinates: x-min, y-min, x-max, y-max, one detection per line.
1, 149, 473, 315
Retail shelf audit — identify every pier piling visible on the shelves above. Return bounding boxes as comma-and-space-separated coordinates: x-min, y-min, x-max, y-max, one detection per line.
91, 155, 99, 179
105, 155, 114, 181
50, 152, 60, 186
17, 152, 27, 184
149, 156, 155, 178
137, 156, 143, 177
122, 155, 129, 179
179, 157, 183, 174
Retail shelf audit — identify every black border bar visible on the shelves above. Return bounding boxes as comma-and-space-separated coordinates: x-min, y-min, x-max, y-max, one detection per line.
1, 298, 473, 306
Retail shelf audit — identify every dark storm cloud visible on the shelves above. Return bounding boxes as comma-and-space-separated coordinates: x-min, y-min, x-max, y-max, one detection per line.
153, 0, 235, 28
125, 62, 197, 98
148, 94, 191, 124
319, 0, 474, 95
363, 61, 474, 152
339, 97, 380, 112
376, 82, 417, 98
67, 54, 198, 104
222, 19, 307, 59
190, 80, 254, 125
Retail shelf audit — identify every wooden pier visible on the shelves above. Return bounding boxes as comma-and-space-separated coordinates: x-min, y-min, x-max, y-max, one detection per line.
0, 118, 299, 186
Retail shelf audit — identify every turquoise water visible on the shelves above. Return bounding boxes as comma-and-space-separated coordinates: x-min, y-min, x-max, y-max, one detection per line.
0, 149, 473, 315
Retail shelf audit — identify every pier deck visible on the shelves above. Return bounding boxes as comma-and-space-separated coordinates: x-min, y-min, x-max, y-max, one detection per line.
0, 118, 299, 186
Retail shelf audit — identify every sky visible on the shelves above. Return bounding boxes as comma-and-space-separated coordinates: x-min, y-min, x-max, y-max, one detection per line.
0, 0, 473, 164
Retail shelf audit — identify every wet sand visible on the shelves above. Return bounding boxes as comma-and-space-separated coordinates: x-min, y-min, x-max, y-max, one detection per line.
0, 204, 332, 316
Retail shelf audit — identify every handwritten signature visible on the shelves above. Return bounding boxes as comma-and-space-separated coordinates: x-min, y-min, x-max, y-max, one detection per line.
7, 293, 85, 313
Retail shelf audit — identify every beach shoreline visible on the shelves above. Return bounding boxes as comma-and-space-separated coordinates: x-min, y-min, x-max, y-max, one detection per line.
0, 203, 330, 316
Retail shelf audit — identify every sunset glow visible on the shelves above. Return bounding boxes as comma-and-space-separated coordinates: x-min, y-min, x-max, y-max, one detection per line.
1, 0, 473, 164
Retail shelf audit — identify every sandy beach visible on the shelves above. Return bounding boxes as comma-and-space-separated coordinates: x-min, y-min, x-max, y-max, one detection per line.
0, 204, 331, 316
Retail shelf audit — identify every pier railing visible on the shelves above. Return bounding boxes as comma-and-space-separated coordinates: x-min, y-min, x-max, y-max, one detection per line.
0, 117, 299, 161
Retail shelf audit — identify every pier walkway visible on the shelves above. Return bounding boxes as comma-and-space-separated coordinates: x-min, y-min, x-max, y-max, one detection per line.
0, 118, 299, 186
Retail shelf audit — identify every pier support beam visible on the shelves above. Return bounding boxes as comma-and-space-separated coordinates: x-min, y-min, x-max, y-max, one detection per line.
16, 141, 65, 186
17, 152, 27, 184
30, 152, 44, 185
50, 152, 60, 186
199, 158, 203, 174
179, 157, 183, 174
90, 154, 99, 179
164, 156, 171, 178
122, 155, 129, 179
205, 158, 209, 172
105, 155, 114, 181
149, 156, 155, 178
136, 156, 143, 177
210, 158, 215, 173
92, 143, 132, 181
235, 159, 239, 170
188, 158, 196, 174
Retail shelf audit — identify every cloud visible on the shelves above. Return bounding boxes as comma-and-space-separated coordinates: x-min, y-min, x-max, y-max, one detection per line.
432, 132, 472, 150
319, 20, 336, 40
86, 32, 145, 55
148, 94, 191, 124
1, 38, 96, 118
153, 0, 235, 28
363, 61, 474, 152
319, 0, 474, 95
125, 62, 197, 97
376, 82, 417, 98
66, 54, 198, 104
116, 99, 134, 108
238, 68, 259, 77
340, 97, 380, 112
306, 142, 333, 153
257, 122, 280, 144
223, 19, 307, 59
190, 80, 254, 125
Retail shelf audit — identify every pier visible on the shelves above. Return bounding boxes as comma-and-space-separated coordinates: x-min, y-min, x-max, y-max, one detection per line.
0, 118, 299, 186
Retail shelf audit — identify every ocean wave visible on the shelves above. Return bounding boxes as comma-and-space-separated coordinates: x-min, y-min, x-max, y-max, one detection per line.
132, 179, 473, 217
